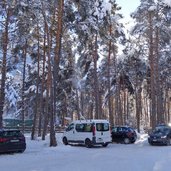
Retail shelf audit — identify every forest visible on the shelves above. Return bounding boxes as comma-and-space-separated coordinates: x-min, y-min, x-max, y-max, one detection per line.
0, 0, 171, 146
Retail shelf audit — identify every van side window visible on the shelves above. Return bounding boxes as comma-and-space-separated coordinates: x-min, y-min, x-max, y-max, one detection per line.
66, 123, 74, 132
96, 123, 109, 132
84, 124, 92, 132
76, 124, 84, 132
76, 123, 92, 132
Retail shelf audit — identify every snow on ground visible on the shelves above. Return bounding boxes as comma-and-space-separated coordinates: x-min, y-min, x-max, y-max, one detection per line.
0, 133, 171, 171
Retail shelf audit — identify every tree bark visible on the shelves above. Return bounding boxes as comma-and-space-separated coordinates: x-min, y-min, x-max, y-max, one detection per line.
53, 0, 64, 117
0, 9, 9, 128
31, 25, 41, 140
155, 7, 163, 124
93, 33, 101, 119
148, 11, 156, 129
107, 24, 114, 125
40, 30, 46, 139
21, 43, 27, 133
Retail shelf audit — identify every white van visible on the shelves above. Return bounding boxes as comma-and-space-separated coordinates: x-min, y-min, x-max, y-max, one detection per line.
62, 119, 111, 147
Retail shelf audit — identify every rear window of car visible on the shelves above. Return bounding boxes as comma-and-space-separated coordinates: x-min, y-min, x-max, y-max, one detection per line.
2, 131, 23, 137
118, 127, 127, 132
112, 127, 117, 132
96, 123, 109, 132
127, 127, 135, 132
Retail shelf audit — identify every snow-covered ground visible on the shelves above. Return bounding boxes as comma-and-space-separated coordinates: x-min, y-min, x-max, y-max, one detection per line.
0, 133, 171, 171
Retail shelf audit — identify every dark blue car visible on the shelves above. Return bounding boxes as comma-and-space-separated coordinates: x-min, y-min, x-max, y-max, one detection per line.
148, 124, 171, 146
111, 126, 137, 144
0, 129, 26, 153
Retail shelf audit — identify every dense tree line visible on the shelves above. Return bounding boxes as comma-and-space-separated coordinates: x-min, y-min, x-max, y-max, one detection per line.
0, 0, 171, 146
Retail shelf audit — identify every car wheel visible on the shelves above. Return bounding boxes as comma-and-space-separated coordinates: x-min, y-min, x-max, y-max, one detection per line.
62, 137, 68, 145
85, 138, 92, 148
149, 142, 153, 146
123, 138, 130, 144
16, 150, 25, 153
132, 140, 136, 143
18, 150, 25, 153
166, 138, 171, 146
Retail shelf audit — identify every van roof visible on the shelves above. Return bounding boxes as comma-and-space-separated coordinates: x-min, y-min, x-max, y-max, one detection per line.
72, 119, 109, 124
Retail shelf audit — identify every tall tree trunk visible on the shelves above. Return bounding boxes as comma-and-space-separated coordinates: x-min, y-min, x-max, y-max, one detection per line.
115, 77, 122, 125
155, 8, 163, 124
136, 87, 142, 133
31, 25, 41, 140
76, 89, 81, 119
50, 0, 64, 147
46, 23, 54, 146
123, 89, 127, 125
148, 11, 156, 129
0, 10, 9, 128
21, 43, 27, 133
42, 29, 47, 140
93, 33, 101, 119
107, 24, 114, 125
53, 0, 64, 116
126, 90, 129, 122
113, 45, 117, 125
80, 92, 84, 118
40, 0, 59, 146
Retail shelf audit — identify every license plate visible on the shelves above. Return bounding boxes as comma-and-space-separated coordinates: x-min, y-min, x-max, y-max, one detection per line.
10, 139, 19, 142
97, 138, 103, 142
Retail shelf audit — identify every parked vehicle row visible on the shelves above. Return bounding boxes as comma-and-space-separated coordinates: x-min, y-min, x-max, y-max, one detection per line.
62, 119, 138, 148
62, 119, 171, 148
1, 120, 170, 153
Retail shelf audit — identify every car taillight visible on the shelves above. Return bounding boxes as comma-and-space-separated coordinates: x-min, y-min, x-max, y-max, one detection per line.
19, 137, 25, 141
0, 138, 8, 143
92, 125, 96, 136
126, 132, 133, 137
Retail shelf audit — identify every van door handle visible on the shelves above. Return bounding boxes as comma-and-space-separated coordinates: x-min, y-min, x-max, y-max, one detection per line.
73, 130, 75, 134
101, 132, 103, 135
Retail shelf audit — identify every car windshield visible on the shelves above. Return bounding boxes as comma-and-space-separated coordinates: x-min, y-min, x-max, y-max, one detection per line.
153, 126, 170, 134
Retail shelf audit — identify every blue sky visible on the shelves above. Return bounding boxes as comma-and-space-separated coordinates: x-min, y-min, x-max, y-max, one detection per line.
116, 0, 140, 19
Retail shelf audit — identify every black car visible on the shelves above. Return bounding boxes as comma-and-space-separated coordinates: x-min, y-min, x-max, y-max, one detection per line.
148, 125, 171, 145
111, 126, 137, 144
0, 129, 26, 153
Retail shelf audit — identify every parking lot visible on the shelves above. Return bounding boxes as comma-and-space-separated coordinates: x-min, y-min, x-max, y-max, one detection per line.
0, 133, 171, 171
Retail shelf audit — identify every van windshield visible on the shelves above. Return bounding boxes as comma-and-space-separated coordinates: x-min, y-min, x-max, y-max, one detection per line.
96, 123, 109, 132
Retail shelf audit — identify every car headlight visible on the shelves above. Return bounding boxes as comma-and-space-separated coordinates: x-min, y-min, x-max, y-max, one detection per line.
161, 135, 167, 138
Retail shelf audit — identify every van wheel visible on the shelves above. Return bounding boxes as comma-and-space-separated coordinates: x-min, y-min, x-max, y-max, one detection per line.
123, 138, 130, 144
63, 137, 68, 145
102, 143, 108, 147
85, 139, 92, 148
